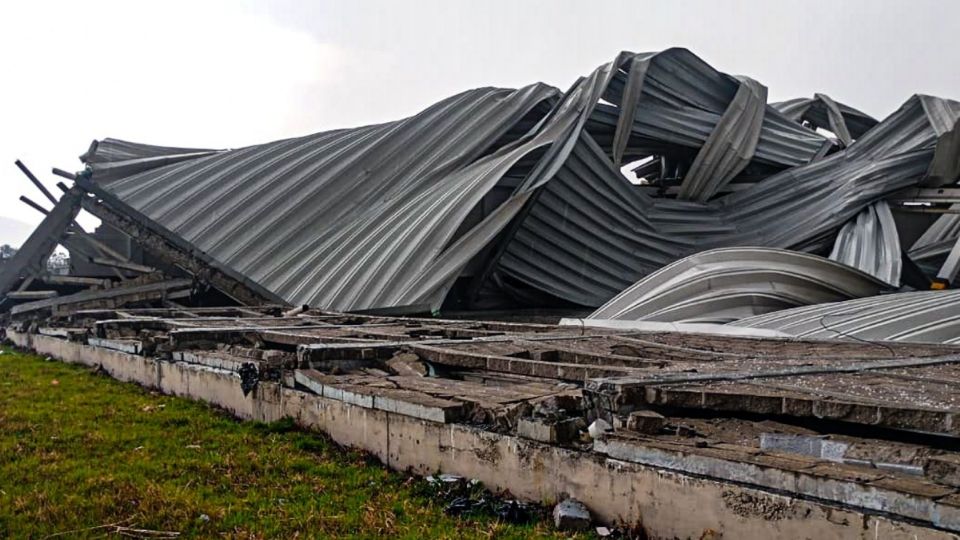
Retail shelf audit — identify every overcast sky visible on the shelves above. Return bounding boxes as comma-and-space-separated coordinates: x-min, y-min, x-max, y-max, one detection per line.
1, 0, 958, 244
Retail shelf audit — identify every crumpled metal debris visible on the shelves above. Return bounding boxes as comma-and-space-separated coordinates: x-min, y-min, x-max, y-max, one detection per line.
74, 48, 960, 314
237, 362, 258, 396
419, 474, 536, 524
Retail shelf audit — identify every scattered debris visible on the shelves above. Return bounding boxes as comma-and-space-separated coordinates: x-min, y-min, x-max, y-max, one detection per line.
385, 352, 428, 377
37, 519, 180, 539
11, 305, 960, 537
623, 410, 665, 435
517, 416, 584, 444
419, 474, 537, 524
237, 362, 258, 396
587, 419, 613, 440
553, 498, 591, 531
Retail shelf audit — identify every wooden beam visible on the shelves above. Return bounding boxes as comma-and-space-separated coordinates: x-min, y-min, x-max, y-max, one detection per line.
39, 274, 112, 288
89, 257, 155, 274
18, 195, 49, 215
20, 189, 128, 279
0, 188, 82, 298
10, 278, 193, 318
6, 290, 58, 300
15, 160, 57, 204
51, 168, 77, 181
77, 179, 283, 307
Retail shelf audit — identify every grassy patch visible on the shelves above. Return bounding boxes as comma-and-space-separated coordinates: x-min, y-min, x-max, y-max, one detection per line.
0, 347, 574, 538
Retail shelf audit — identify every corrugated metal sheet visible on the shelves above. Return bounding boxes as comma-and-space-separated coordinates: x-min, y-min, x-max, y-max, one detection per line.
86, 85, 560, 311
731, 290, 960, 344
909, 205, 960, 276
494, 93, 959, 307
81, 48, 960, 313
772, 94, 879, 146
80, 139, 223, 183
676, 77, 767, 202
586, 247, 889, 324
829, 201, 902, 285
597, 49, 827, 170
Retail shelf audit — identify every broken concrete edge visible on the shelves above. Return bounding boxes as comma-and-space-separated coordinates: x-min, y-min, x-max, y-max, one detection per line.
648, 385, 960, 437
594, 434, 960, 531
583, 377, 960, 438
927, 455, 960, 489
75, 177, 285, 308
296, 340, 637, 382
88, 336, 142, 355
173, 350, 255, 373
585, 353, 960, 388
517, 416, 584, 444
293, 369, 464, 423
6, 330, 960, 538
583, 356, 960, 437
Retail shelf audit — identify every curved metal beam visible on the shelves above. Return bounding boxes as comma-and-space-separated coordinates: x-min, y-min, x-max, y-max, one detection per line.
588, 247, 889, 324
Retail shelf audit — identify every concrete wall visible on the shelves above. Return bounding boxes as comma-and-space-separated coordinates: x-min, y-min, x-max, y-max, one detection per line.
8, 331, 957, 540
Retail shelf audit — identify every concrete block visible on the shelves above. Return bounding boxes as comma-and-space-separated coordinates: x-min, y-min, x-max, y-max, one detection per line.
294, 369, 460, 422
760, 433, 848, 461
87, 337, 142, 355
517, 417, 582, 443
293, 369, 327, 395
925, 454, 960, 487
374, 393, 459, 423
933, 493, 960, 531
553, 498, 591, 531
386, 352, 428, 377
625, 410, 665, 434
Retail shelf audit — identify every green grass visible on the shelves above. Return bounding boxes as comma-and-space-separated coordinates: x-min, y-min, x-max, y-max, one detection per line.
0, 347, 573, 539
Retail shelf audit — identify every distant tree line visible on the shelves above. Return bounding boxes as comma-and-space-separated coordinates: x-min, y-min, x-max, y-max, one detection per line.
0, 244, 71, 275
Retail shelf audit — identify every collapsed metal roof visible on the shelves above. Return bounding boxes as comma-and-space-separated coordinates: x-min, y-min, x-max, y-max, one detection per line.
0, 47, 927, 334
8, 45, 960, 538
77, 48, 959, 315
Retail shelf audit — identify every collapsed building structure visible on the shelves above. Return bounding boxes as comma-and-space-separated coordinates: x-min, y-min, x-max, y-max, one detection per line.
4, 48, 960, 537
